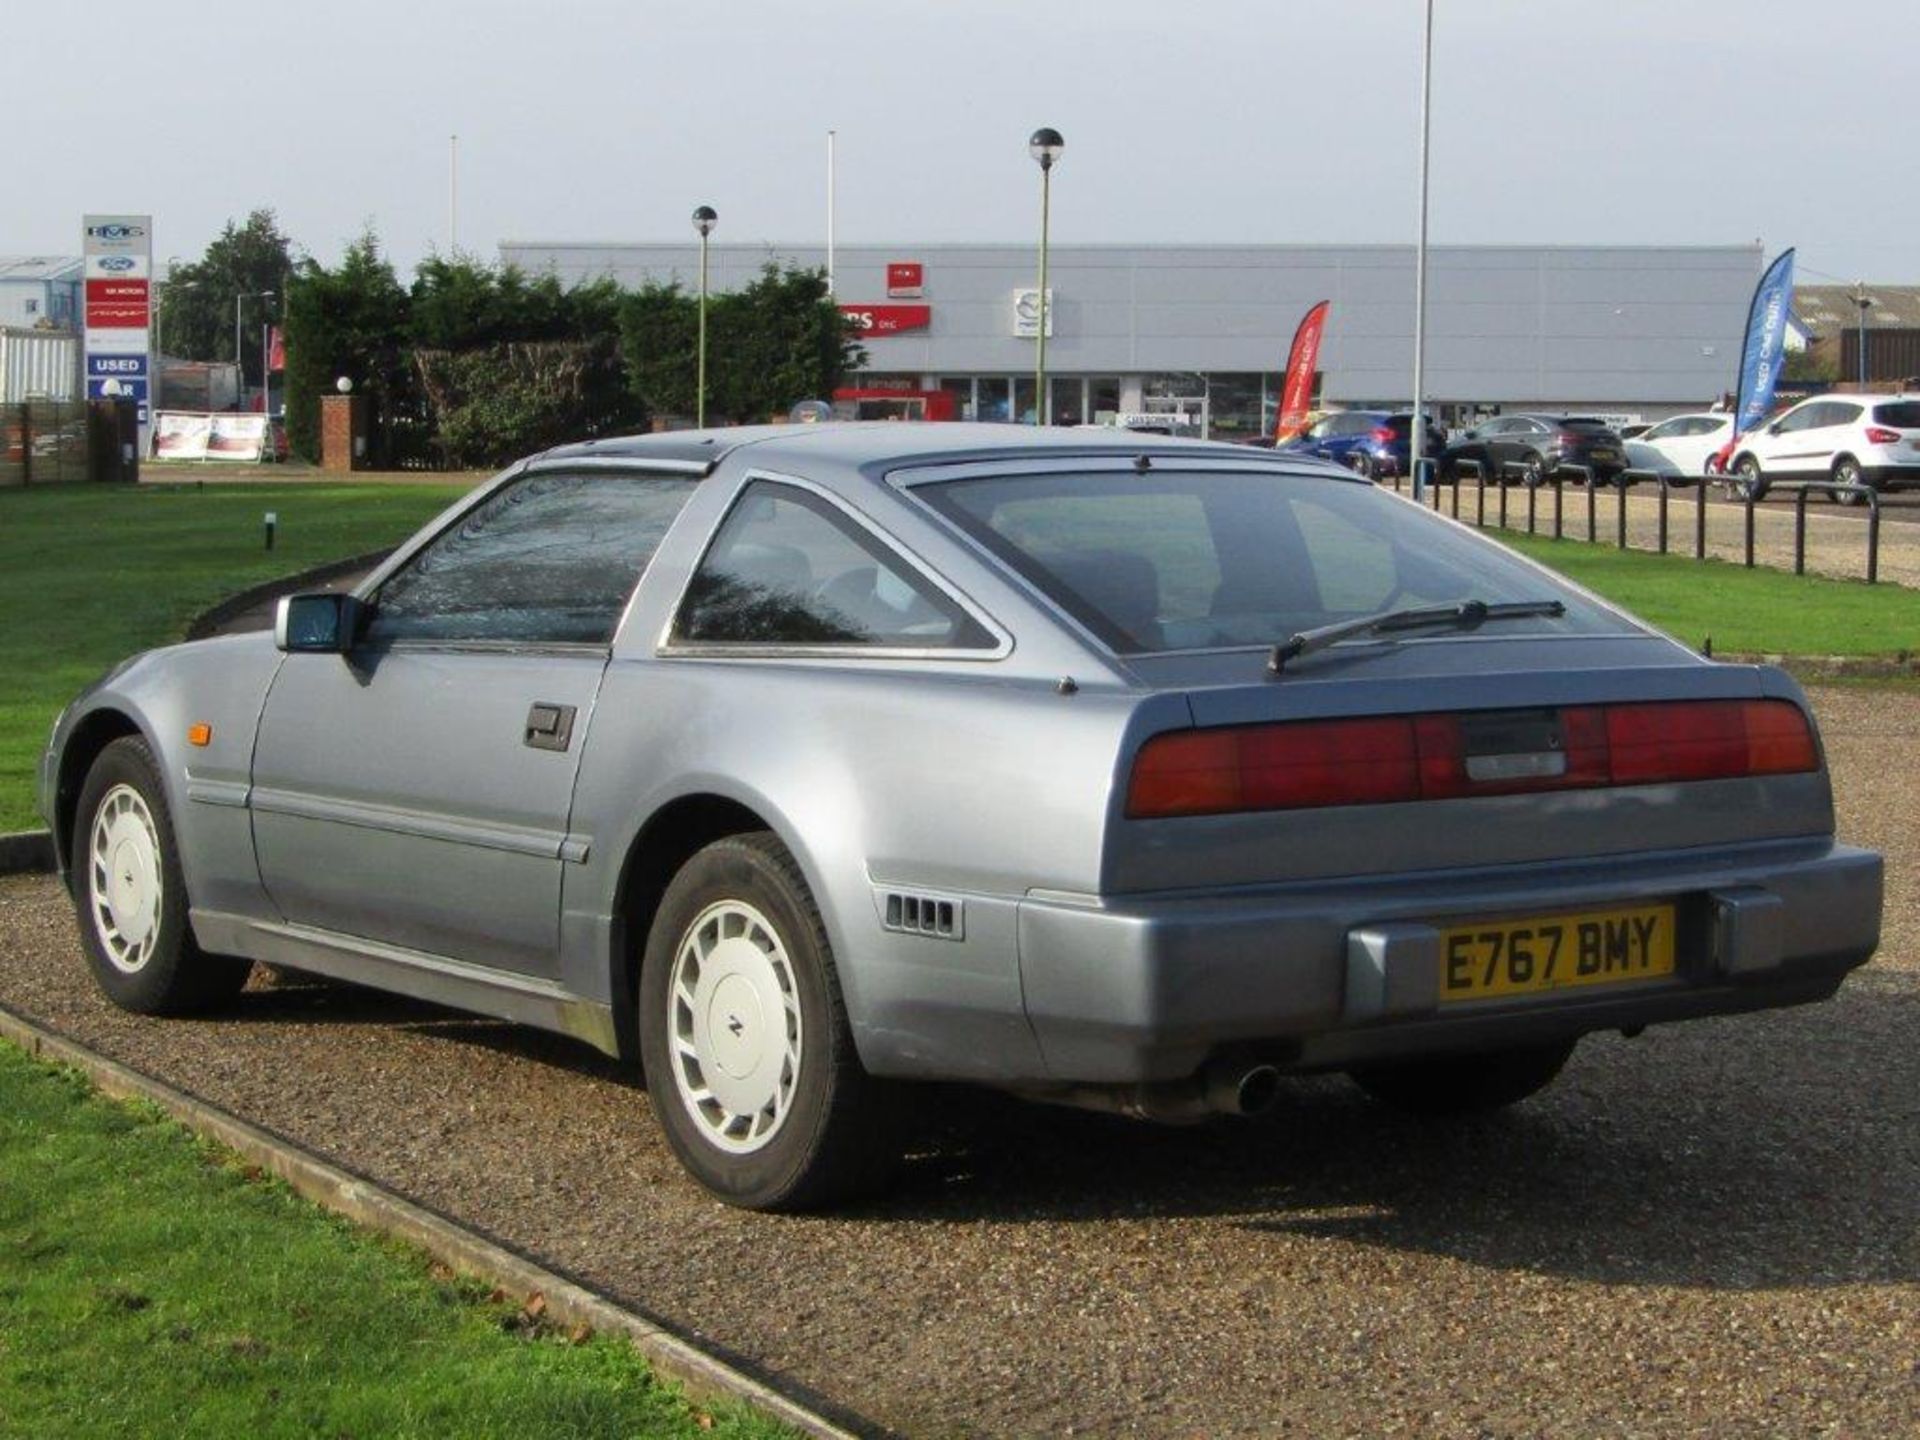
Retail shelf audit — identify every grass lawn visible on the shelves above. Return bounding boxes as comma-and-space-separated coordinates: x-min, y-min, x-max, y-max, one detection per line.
0, 482, 470, 832
0, 1040, 790, 1439
1494, 531, 1920, 658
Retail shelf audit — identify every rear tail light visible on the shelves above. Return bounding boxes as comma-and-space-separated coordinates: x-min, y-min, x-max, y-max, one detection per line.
1864, 426, 1901, 445
1370, 427, 1395, 443
1127, 699, 1816, 818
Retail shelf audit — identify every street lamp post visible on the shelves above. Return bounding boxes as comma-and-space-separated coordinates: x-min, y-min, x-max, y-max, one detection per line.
692, 206, 717, 428
1854, 282, 1874, 386
1028, 127, 1063, 425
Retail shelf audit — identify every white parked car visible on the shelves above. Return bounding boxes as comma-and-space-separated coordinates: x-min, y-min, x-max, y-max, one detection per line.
1727, 395, 1920, 502
1635, 413, 1733, 477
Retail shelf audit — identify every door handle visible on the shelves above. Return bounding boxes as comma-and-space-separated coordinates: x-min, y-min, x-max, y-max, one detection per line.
524, 702, 577, 753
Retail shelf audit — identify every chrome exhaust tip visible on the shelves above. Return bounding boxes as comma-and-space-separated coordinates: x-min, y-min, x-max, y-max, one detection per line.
1205, 1061, 1283, 1117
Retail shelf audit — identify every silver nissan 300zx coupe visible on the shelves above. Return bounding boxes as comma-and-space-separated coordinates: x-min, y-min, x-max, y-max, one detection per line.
39, 424, 1882, 1209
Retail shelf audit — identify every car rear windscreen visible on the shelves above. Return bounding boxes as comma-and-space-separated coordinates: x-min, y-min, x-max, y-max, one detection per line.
1873, 402, 1920, 428
1560, 418, 1612, 430
916, 468, 1626, 654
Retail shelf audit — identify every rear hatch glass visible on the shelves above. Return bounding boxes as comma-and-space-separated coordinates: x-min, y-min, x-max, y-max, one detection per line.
915, 467, 1630, 655
1872, 401, 1920, 428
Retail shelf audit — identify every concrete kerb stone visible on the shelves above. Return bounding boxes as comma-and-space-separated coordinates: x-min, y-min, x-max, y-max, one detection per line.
0, 831, 56, 875
0, 1003, 862, 1440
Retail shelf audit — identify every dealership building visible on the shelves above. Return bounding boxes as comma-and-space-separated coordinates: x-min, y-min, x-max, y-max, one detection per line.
500, 240, 1765, 439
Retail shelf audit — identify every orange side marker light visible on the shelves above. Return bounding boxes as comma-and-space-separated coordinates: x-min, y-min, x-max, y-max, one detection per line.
187, 724, 213, 748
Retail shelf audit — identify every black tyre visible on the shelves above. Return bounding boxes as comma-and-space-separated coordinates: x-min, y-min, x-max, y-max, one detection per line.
1729, 455, 1768, 502
1346, 451, 1375, 480
1348, 1039, 1576, 1116
638, 832, 899, 1211
1521, 453, 1547, 488
70, 737, 252, 1015
1832, 457, 1870, 506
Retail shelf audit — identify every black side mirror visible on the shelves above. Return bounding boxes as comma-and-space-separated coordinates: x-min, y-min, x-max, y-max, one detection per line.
274, 593, 366, 653
1766, 422, 1784, 435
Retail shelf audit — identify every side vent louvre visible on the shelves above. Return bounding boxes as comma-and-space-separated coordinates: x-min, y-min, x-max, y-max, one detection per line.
878, 889, 964, 941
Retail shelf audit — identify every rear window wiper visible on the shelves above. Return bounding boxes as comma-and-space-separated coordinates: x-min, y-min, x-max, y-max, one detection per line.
1268, 598, 1566, 675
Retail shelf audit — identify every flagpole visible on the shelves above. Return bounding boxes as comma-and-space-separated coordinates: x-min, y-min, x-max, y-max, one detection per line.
826, 129, 836, 297
1410, 0, 1434, 501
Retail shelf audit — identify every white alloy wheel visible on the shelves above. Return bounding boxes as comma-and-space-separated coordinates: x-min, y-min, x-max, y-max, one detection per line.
667, 898, 804, 1154
88, 782, 164, 973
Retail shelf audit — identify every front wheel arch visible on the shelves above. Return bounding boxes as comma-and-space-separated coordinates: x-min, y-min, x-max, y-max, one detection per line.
54, 707, 145, 887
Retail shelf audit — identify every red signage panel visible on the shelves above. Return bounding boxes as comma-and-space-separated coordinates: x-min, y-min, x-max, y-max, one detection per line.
87, 301, 151, 328
886, 262, 923, 298
86, 278, 150, 305
840, 303, 931, 336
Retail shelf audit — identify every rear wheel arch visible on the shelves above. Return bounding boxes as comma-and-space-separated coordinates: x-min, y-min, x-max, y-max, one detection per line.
610, 792, 797, 1063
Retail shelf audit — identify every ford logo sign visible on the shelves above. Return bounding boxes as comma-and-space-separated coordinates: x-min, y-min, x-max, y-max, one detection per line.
98, 256, 136, 272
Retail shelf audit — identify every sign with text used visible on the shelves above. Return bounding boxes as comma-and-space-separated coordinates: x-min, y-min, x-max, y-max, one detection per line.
839, 303, 931, 336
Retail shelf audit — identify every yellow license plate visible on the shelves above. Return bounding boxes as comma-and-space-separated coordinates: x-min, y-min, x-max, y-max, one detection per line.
1439, 904, 1675, 1002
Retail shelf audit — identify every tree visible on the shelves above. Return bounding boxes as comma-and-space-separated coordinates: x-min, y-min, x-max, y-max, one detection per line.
618, 265, 863, 424
161, 210, 296, 392
282, 233, 412, 462
710, 265, 864, 422
405, 258, 644, 466
617, 280, 700, 418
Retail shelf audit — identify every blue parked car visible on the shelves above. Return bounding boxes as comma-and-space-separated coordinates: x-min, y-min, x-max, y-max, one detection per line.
1277, 410, 1447, 479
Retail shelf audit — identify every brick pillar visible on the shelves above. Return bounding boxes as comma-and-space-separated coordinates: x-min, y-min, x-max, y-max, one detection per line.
320, 394, 368, 472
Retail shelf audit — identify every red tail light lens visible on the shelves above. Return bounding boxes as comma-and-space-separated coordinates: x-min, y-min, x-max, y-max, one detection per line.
1864, 426, 1901, 444
1127, 700, 1816, 818
1370, 426, 1395, 443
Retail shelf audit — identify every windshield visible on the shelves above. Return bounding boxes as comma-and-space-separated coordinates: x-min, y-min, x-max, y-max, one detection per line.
917, 468, 1630, 654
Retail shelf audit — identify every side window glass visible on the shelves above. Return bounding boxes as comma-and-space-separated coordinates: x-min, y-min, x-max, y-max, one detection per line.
1828, 403, 1863, 427
367, 470, 697, 646
675, 481, 993, 649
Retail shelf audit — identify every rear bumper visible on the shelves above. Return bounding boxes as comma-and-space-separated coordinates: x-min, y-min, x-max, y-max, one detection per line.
1016, 838, 1881, 1083
1862, 462, 1920, 490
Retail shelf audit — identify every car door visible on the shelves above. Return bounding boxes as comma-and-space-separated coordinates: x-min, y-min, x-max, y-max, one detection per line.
1814, 401, 1865, 472
1756, 402, 1824, 475
249, 464, 699, 979
1510, 418, 1551, 471
1474, 418, 1515, 475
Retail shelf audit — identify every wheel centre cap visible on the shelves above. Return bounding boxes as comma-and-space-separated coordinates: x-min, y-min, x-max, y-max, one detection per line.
107, 833, 151, 928
705, 969, 767, 1080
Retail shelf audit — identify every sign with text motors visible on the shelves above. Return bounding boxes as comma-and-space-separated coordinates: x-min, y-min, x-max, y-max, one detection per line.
82, 214, 153, 429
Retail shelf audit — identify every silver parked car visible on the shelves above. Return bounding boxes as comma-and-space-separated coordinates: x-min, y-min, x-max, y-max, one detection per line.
39, 424, 1882, 1210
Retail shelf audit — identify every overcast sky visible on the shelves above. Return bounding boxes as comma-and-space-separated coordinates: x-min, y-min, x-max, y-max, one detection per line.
16, 0, 1912, 289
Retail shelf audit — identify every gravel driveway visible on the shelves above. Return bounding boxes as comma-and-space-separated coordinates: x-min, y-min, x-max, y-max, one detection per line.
3, 686, 1915, 1438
